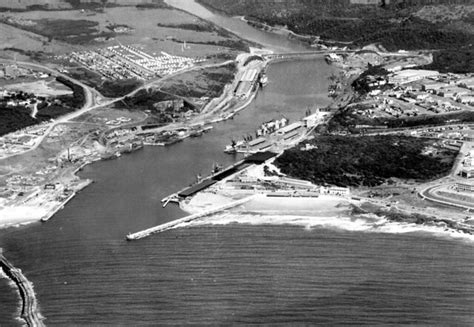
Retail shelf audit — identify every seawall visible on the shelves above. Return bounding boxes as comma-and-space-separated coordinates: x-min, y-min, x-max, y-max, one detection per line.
0, 250, 45, 327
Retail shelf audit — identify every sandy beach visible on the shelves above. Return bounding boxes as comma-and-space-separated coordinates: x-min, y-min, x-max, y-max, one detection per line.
0, 179, 91, 229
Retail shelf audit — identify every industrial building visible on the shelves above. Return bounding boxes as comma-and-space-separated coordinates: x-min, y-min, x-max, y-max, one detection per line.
456, 182, 474, 192
276, 122, 303, 136
234, 68, 259, 99
390, 69, 439, 85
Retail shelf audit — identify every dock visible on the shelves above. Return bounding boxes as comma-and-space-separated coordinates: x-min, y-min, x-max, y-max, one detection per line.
127, 195, 257, 240
161, 151, 278, 203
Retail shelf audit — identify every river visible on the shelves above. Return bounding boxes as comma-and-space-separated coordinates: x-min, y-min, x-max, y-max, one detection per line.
1, 3, 474, 325
164, 0, 310, 53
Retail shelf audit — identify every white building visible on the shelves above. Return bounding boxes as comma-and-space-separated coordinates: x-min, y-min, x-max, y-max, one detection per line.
302, 110, 325, 128
390, 70, 439, 85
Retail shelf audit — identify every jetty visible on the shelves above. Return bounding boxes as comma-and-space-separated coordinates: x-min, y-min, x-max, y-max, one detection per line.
127, 195, 257, 240
161, 151, 278, 204
0, 249, 45, 327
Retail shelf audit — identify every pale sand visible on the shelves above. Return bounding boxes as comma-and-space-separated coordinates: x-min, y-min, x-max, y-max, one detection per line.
0, 204, 53, 228
180, 192, 235, 214
243, 195, 352, 215
181, 191, 352, 217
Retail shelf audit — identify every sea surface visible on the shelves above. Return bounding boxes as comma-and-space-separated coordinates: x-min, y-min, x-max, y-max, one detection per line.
1, 4, 474, 325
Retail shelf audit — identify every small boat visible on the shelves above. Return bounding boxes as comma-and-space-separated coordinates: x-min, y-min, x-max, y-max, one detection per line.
259, 74, 268, 87
212, 162, 222, 174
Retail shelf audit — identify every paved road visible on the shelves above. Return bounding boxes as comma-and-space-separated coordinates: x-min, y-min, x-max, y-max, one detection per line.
420, 184, 474, 211
0, 58, 236, 159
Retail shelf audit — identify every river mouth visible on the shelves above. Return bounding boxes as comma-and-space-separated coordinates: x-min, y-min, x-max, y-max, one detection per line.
1, 6, 473, 324
0, 58, 337, 325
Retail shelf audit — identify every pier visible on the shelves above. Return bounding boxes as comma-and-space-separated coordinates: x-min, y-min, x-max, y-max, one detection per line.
162, 151, 278, 203
0, 249, 45, 327
127, 195, 257, 240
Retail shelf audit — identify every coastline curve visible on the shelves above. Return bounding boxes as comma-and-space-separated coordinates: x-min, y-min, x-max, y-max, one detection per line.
0, 249, 45, 327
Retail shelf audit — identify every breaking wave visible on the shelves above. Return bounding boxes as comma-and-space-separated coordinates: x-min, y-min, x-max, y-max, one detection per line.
178, 211, 474, 242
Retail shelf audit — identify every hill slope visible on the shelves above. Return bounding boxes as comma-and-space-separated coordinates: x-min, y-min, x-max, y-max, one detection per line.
197, 0, 474, 51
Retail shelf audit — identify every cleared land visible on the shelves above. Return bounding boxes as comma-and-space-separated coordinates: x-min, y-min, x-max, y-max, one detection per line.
158, 63, 236, 98
0, 6, 248, 60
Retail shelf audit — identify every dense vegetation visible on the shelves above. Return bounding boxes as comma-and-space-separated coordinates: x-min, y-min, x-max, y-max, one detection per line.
0, 77, 85, 136
327, 109, 474, 133
276, 135, 456, 187
197, 0, 474, 51
420, 50, 474, 73
169, 37, 249, 52
0, 105, 38, 136
97, 79, 143, 98
160, 63, 236, 98
157, 23, 215, 33
68, 67, 142, 97
351, 65, 389, 94
118, 89, 175, 109
2, 18, 114, 44
116, 89, 195, 124
55, 76, 86, 108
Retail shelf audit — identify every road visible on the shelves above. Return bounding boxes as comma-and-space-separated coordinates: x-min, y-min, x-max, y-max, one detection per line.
0, 58, 236, 160
419, 184, 474, 211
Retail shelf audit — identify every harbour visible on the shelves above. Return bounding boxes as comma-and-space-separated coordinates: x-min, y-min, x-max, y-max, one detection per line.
0, 57, 347, 325
127, 195, 257, 240
0, 1, 473, 323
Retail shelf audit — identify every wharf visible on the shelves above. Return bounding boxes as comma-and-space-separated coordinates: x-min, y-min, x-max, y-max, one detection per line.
162, 151, 278, 202
127, 195, 257, 240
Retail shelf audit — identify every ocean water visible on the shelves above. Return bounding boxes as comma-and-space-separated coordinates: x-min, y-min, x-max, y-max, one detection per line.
1, 224, 474, 325
0, 58, 473, 325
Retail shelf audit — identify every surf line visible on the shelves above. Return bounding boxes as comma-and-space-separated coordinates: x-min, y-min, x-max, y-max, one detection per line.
0, 248, 45, 327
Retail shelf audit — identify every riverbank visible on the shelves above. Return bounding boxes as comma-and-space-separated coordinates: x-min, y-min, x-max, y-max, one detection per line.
238, 16, 316, 45
0, 250, 44, 327
0, 177, 92, 229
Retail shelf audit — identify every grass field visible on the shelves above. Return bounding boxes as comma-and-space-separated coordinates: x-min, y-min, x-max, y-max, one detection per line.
1, 6, 245, 58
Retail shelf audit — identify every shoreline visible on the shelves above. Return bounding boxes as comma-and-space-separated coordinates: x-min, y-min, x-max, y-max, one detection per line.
0, 177, 93, 230
0, 250, 45, 327
0, 53, 266, 231
178, 191, 474, 241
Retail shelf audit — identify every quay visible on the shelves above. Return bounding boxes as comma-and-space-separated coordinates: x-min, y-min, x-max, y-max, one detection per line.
0, 249, 45, 327
127, 195, 257, 240
161, 151, 278, 205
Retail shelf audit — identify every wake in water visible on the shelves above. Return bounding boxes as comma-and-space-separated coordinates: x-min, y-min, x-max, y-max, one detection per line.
178, 211, 474, 242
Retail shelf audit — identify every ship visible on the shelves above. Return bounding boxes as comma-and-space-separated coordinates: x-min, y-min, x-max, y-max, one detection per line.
211, 162, 222, 174
259, 73, 268, 87
224, 139, 244, 153
224, 117, 289, 153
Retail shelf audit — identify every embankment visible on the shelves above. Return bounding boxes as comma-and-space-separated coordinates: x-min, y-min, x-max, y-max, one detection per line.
0, 250, 45, 327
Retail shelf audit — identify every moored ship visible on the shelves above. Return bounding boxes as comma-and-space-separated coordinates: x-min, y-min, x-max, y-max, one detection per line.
224, 117, 289, 153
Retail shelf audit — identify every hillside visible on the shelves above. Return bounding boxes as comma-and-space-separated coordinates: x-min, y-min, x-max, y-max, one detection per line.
197, 0, 474, 51
275, 135, 457, 187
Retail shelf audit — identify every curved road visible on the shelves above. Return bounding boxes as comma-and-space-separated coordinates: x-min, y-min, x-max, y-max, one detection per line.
0, 58, 235, 159
420, 184, 474, 211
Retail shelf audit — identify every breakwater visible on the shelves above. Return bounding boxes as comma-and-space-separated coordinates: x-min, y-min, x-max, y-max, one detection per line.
0, 249, 44, 327
127, 195, 257, 240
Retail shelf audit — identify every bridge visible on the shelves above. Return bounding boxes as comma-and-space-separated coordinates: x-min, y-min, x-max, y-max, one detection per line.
262, 50, 354, 60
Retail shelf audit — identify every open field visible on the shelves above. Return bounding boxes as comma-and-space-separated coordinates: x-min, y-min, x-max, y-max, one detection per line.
158, 63, 236, 98
0, 6, 247, 60
3, 79, 73, 97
